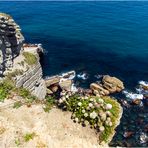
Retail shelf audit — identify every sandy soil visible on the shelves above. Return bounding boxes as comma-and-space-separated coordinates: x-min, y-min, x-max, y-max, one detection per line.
0, 99, 107, 148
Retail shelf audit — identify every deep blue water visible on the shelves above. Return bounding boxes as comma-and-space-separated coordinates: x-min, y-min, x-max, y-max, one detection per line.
0, 1, 148, 147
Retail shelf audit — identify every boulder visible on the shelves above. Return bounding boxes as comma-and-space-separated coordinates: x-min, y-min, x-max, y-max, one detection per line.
59, 80, 72, 91
50, 85, 59, 93
102, 75, 124, 93
90, 83, 110, 96
132, 99, 141, 105
45, 76, 60, 87
47, 88, 53, 95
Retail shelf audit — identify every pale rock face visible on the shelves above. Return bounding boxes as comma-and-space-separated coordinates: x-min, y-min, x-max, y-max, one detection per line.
0, 13, 24, 75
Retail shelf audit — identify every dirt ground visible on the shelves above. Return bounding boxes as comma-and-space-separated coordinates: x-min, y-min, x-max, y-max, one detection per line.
0, 99, 107, 148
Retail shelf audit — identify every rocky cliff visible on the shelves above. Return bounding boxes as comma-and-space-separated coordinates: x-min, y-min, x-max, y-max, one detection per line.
0, 13, 46, 99
0, 13, 24, 76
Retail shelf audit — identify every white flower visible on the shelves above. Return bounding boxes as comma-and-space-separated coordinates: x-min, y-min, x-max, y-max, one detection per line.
75, 118, 79, 122
82, 109, 85, 113
59, 99, 63, 104
65, 95, 69, 98
106, 104, 112, 110
90, 98, 93, 102
78, 102, 82, 106
62, 97, 66, 101
90, 111, 97, 119
98, 99, 104, 104
84, 113, 88, 117
89, 103, 93, 107
84, 120, 89, 126
84, 96, 88, 100
99, 126, 105, 132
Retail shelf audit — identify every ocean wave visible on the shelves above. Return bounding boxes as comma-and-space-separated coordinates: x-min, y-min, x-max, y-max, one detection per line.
94, 74, 103, 79
122, 90, 144, 100
77, 72, 88, 80
139, 80, 148, 87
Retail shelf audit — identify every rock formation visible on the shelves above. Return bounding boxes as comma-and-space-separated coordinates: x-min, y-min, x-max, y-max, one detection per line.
0, 13, 46, 99
0, 13, 24, 76
90, 75, 124, 96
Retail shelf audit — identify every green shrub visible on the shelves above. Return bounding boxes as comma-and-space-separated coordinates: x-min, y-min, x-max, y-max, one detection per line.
43, 95, 56, 112
23, 52, 37, 65
13, 101, 22, 109
58, 94, 121, 143
0, 79, 14, 101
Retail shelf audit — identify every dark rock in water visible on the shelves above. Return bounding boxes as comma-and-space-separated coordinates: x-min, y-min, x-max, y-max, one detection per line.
123, 131, 134, 138
141, 85, 148, 91
120, 99, 131, 108
132, 99, 141, 105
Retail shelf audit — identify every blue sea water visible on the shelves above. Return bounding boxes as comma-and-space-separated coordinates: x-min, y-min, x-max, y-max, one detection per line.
0, 1, 148, 146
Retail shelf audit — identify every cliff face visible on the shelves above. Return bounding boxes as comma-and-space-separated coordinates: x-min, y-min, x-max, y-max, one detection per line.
15, 54, 46, 99
0, 13, 24, 76
0, 13, 46, 99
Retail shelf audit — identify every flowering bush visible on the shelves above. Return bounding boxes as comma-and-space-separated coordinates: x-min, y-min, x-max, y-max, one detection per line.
58, 92, 121, 143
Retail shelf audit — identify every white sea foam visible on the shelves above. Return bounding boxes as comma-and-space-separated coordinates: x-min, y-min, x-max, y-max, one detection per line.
77, 72, 88, 80
61, 70, 76, 80
71, 84, 78, 92
94, 74, 103, 79
123, 90, 143, 100
139, 80, 148, 87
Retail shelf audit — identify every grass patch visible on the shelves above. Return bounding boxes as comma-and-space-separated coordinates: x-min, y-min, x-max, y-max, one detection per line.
13, 101, 22, 109
23, 52, 37, 65
7, 69, 24, 80
24, 132, 36, 142
0, 79, 14, 102
43, 95, 56, 112
15, 138, 21, 147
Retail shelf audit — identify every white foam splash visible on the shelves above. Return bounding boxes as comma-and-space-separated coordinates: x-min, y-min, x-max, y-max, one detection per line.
94, 74, 103, 79
139, 80, 148, 87
123, 90, 143, 100
61, 70, 76, 80
71, 84, 78, 92
77, 72, 88, 80
140, 132, 148, 144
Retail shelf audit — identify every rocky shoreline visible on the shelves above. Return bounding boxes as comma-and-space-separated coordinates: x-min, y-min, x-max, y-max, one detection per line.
0, 13, 124, 147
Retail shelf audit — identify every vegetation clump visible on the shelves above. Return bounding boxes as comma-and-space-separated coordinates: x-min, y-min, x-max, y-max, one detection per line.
24, 132, 36, 142
58, 93, 121, 143
23, 52, 37, 65
43, 95, 56, 112
0, 79, 14, 101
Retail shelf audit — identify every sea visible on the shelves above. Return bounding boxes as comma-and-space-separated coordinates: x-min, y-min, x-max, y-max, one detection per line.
0, 1, 148, 147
